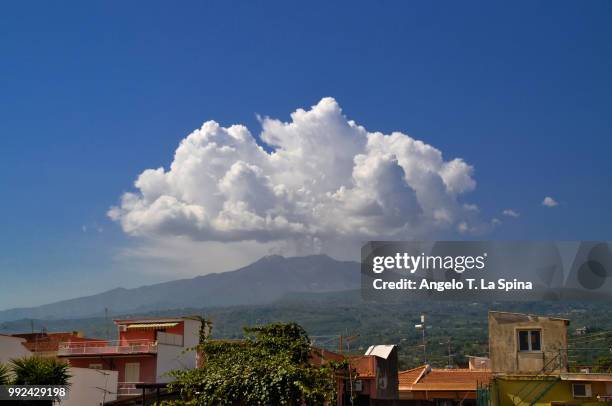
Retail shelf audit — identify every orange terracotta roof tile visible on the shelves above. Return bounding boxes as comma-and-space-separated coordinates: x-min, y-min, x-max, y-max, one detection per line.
421, 369, 491, 390
398, 365, 428, 386
399, 366, 491, 392
13, 332, 102, 353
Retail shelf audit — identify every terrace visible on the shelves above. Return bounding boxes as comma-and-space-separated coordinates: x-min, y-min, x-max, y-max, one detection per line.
57, 339, 158, 356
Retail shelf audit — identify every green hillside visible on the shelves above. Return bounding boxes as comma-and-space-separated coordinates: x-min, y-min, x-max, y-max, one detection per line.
2, 291, 610, 370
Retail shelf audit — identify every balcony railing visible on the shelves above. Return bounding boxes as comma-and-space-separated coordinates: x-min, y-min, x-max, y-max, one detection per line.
58, 339, 158, 356
117, 382, 144, 396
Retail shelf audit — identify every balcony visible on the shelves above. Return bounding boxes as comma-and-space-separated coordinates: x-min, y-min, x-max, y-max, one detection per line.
58, 339, 158, 356
116, 382, 170, 397
117, 382, 144, 396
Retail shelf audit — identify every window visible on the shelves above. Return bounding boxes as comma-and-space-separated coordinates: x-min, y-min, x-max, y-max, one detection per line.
518, 330, 541, 351
124, 362, 140, 383
552, 403, 579, 406
89, 363, 103, 370
572, 383, 592, 398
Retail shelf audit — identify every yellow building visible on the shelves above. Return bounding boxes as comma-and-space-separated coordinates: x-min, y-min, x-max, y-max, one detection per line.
492, 373, 612, 406
485, 311, 612, 406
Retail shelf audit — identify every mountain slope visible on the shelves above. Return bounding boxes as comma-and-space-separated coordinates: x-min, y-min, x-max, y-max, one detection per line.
0, 255, 359, 322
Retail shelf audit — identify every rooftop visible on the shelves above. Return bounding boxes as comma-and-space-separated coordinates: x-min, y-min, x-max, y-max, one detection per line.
113, 316, 191, 324
488, 310, 570, 324
364, 345, 396, 359
12, 332, 100, 353
495, 373, 612, 382
399, 365, 492, 392
398, 365, 428, 387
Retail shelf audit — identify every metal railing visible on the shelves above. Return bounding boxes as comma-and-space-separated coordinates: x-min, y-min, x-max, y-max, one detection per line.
117, 382, 144, 396
564, 347, 612, 373
58, 339, 158, 356
511, 351, 564, 406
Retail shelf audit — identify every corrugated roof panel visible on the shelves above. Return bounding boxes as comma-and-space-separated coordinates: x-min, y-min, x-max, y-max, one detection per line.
364, 344, 396, 359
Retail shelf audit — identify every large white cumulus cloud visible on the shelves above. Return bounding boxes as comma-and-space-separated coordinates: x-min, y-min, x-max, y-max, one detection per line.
109, 98, 482, 249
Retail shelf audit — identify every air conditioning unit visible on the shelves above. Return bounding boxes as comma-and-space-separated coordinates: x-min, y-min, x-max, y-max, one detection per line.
572, 383, 592, 398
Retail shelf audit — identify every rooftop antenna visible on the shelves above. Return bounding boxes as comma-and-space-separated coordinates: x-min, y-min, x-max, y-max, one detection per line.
415, 314, 427, 364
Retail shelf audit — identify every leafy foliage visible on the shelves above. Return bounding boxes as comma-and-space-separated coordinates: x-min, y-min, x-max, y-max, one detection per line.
3, 294, 612, 369
594, 354, 612, 372
165, 322, 346, 405
0, 363, 10, 385
10, 356, 71, 386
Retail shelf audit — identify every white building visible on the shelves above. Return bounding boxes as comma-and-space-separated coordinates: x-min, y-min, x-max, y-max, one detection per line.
0, 334, 31, 364
61, 367, 118, 406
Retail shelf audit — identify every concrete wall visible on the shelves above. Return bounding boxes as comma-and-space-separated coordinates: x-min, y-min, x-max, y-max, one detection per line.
62, 367, 118, 406
489, 311, 568, 373
156, 342, 198, 382
182, 318, 201, 348
155, 318, 200, 382
0, 335, 31, 364
469, 356, 491, 370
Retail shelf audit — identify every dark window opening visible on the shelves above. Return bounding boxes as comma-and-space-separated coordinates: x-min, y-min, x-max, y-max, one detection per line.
572, 383, 591, 398
518, 330, 541, 352
518, 331, 529, 351
530, 330, 541, 351
573, 385, 586, 397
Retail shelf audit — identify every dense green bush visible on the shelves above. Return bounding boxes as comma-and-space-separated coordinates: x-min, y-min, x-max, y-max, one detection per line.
165, 322, 347, 405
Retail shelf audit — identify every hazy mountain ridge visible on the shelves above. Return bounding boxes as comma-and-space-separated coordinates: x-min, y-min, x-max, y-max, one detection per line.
0, 255, 360, 322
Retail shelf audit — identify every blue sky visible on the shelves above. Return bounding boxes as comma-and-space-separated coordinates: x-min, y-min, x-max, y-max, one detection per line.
1, 1, 611, 310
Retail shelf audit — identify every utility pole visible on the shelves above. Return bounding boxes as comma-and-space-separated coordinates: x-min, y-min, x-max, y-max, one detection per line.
415, 314, 427, 364
344, 334, 359, 353
339, 332, 359, 406
338, 334, 359, 354
105, 307, 110, 339
440, 339, 453, 368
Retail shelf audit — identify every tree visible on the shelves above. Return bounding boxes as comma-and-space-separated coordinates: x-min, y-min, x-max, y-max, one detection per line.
0, 363, 10, 385
595, 354, 612, 372
165, 322, 347, 405
10, 356, 71, 386
10, 356, 71, 406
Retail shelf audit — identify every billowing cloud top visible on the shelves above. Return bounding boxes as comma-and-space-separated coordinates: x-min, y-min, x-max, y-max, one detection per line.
109, 98, 482, 249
